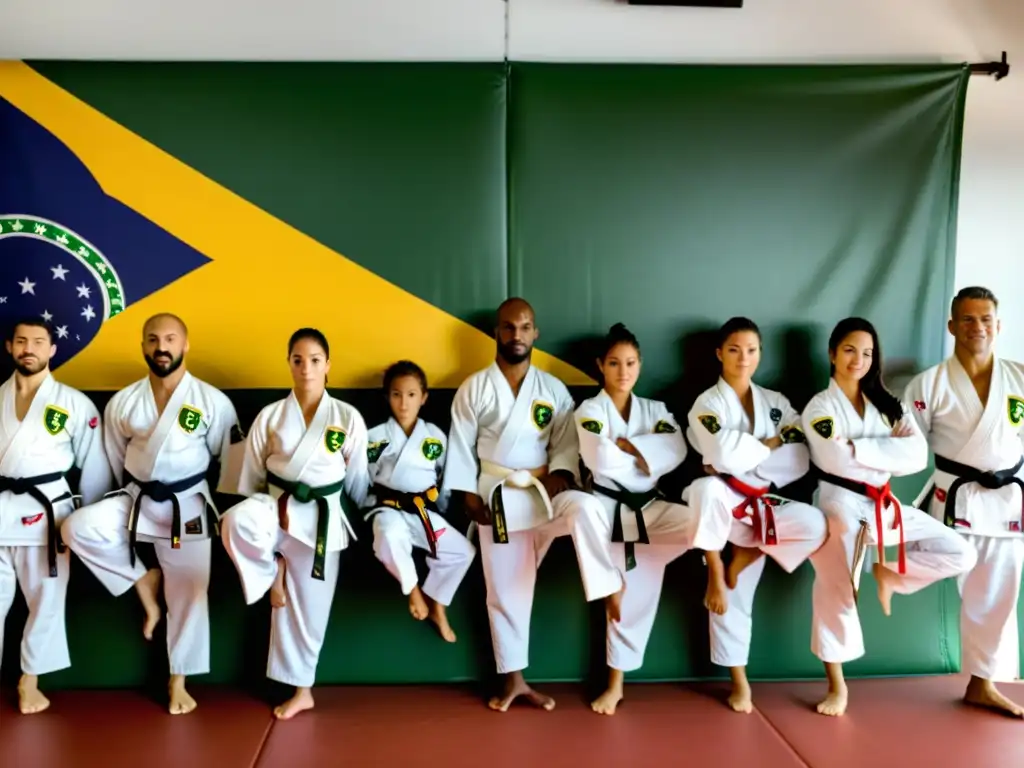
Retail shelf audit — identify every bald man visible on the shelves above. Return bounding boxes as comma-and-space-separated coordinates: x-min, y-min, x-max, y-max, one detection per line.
445, 297, 587, 712
63, 313, 244, 714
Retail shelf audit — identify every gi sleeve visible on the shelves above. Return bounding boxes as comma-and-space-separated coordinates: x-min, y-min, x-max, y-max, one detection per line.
628, 403, 687, 480
575, 400, 640, 484
848, 401, 929, 477
236, 409, 270, 497
70, 394, 113, 505
434, 429, 451, 514
687, 392, 770, 475
102, 391, 131, 487
208, 392, 246, 496
546, 383, 581, 481
755, 396, 809, 487
341, 408, 370, 509
443, 380, 481, 495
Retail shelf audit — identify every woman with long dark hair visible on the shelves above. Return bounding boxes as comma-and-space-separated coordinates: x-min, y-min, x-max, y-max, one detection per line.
802, 317, 975, 717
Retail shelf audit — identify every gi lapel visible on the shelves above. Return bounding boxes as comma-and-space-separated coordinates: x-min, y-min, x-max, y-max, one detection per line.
124, 372, 195, 480
0, 373, 57, 472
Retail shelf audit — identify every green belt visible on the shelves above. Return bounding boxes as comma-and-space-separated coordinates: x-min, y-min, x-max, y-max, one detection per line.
267, 472, 345, 580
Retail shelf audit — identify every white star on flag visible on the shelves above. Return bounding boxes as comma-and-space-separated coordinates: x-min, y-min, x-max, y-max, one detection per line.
0, 297, 7, 304
42, 310, 53, 322
56, 325, 69, 339
76, 283, 91, 299
81, 305, 96, 322
51, 264, 69, 280
18, 278, 36, 295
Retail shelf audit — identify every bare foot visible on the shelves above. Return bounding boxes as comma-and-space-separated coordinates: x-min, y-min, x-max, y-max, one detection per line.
168, 675, 198, 715
726, 546, 763, 590
270, 555, 287, 608
591, 668, 625, 715
488, 671, 556, 712
964, 676, 1024, 718
728, 667, 753, 713
816, 686, 849, 716
605, 586, 625, 623
704, 572, 728, 615
135, 568, 163, 640
274, 687, 316, 720
872, 562, 896, 617
408, 585, 429, 620
17, 675, 50, 715
427, 599, 457, 642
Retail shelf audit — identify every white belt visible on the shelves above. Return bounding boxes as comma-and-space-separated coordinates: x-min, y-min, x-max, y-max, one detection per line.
480, 459, 554, 520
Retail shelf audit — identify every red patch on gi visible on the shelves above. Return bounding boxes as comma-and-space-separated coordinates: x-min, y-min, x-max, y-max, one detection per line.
1010, 521, 1021, 532
88, 416, 99, 429
914, 400, 926, 411
21, 513, 44, 526
935, 488, 947, 502
433, 527, 446, 539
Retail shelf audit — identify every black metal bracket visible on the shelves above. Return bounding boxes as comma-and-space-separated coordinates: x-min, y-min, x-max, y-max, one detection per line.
970, 51, 1010, 80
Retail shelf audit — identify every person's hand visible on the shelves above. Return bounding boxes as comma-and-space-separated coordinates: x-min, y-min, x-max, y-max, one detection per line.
703, 464, 719, 476
617, 438, 651, 475
891, 420, 914, 438
463, 492, 492, 525
541, 471, 574, 499
761, 436, 783, 450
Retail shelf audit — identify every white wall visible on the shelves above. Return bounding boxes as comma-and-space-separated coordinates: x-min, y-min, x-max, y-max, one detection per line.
2, 0, 1021, 358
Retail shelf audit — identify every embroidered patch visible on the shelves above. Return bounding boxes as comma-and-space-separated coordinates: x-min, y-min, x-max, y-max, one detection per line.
1008, 395, 1024, 427
914, 400, 927, 412
184, 516, 203, 535
780, 425, 806, 444
367, 440, 389, 463
422, 437, 444, 461
43, 405, 69, 436
532, 400, 554, 430
935, 488, 947, 502
654, 420, 677, 434
769, 407, 782, 424
811, 416, 834, 440
580, 418, 603, 435
324, 426, 347, 454
21, 513, 44, 526
698, 413, 721, 435
434, 527, 447, 538
230, 423, 245, 444
177, 405, 203, 434
763, 494, 792, 507
88, 416, 99, 429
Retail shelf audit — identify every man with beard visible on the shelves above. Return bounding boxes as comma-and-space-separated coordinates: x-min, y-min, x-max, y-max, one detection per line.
62, 313, 244, 715
1, 317, 112, 714
444, 297, 582, 712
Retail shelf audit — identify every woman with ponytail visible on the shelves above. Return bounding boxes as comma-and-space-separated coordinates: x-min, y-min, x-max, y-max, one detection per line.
568, 322, 725, 715
802, 317, 976, 717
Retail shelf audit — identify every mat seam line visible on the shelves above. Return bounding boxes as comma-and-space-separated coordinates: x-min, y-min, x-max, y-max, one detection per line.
751, 702, 814, 768
248, 716, 277, 768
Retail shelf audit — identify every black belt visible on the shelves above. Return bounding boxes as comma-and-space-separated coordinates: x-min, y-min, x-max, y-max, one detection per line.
371, 484, 441, 559
268, 472, 345, 581
592, 481, 659, 571
0, 470, 72, 578
930, 454, 1024, 531
124, 469, 210, 568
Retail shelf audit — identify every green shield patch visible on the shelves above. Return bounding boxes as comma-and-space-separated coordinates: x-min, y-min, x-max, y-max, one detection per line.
654, 420, 677, 434
43, 405, 69, 436
698, 413, 721, 435
177, 405, 203, 434
1008, 396, 1024, 427
811, 417, 834, 440
580, 418, 603, 435
532, 400, 553, 430
422, 437, 444, 461
367, 440, 389, 463
324, 427, 347, 454
781, 425, 806, 444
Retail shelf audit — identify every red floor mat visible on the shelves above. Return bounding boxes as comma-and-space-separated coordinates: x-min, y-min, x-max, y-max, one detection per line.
253, 683, 807, 768
751, 674, 1024, 768
0, 686, 273, 768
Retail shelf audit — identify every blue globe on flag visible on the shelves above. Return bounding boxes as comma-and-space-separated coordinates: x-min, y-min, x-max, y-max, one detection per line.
0, 214, 126, 370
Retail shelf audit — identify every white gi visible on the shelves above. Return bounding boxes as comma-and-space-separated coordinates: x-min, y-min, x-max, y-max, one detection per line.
364, 418, 475, 606
220, 390, 369, 688
62, 372, 241, 677
904, 355, 1024, 681
686, 378, 828, 669
445, 362, 583, 674
571, 389, 713, 673
0, 373, 112, 678
803, 379, 976, 664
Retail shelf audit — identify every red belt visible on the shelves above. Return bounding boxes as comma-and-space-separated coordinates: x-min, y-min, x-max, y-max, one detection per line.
864, 481, 906, 575
721, 475, 778, 546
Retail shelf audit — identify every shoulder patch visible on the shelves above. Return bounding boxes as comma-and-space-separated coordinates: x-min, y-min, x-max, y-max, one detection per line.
769, 407, 782, 424
367, 440, 389, 463
230, 423, 245, 445
88, 416, 99, 429
43, 405, 69, 436
531, 400, 554, 430
780, 425, 806, 444
421, 437, 444, 461
810, 416, 834, 440
913, 400, 927, 412
697, 413, 721, 435
580, 418, 603, 435
1008, 395, 1024, 427
177, 404, 204, 435
324, 426, 347, 454
653, 419, 677, 434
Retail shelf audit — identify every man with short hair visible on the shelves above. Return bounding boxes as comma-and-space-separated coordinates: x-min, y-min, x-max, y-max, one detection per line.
63, 313, 244, 715
905, 286, 1024, 717
0, 316, 112, 714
